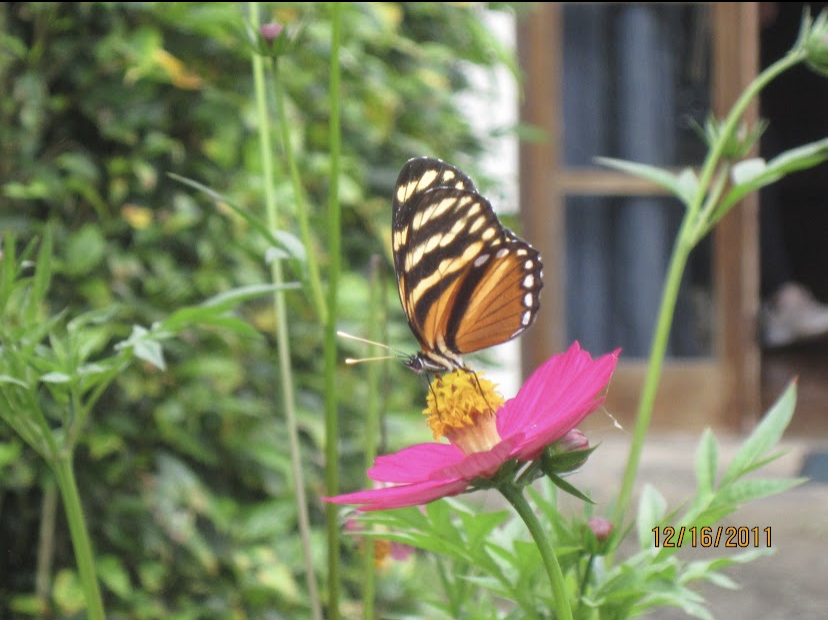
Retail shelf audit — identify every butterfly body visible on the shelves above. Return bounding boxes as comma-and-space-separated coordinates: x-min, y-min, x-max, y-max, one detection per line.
392, 157, 543, 374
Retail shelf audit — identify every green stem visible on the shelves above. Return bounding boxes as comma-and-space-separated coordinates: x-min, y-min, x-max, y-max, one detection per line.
324, 4, 343, 619
500, 485, 572, 620
361, 260, 383, 620
612, 230, 693, 528
612, 43, 808, 530
691, 48, 805, 221
35, 478, 58, 607
577, 554, 595, 608
248, 8, 322, 620
273, 62, 328, 325
52, 457, 105, 620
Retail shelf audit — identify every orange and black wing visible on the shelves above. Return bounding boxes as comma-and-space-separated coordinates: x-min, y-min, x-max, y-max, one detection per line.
391, 157, 543, 372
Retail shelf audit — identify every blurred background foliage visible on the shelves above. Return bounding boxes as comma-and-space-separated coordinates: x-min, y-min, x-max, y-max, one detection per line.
0, 2, 526, 618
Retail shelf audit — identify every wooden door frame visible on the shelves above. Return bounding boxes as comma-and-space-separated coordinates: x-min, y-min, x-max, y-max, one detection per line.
517, 3, 761, 431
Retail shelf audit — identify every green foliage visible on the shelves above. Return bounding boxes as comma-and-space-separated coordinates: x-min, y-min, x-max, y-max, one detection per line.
1, 2, 520, 618
358, 382, 802, 620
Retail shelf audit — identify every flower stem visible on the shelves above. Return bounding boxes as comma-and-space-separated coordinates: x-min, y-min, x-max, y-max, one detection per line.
500, 484, 573, 620
52, 457, 105, 620
361, 258, 385, 620
612, 231, 693, 525
612, 41, 808, 530
324, 3, 344, 619
248, 7, 322, 620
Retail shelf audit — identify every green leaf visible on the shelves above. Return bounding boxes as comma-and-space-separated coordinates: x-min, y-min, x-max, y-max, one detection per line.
695, 428, 718, 497
64, 223, 106, 276
544, 471, 595, 504
718, 137, 828, 215
168, 172, 282, 248
0, 375, 29, 389
595, 157, 689, 203
720, 381, 797, 486
52, 568, 85, 615
713, 477, 805, 506
272, 230, 307, 263
160, 283, 296, 332
729, 157, 769, 185
121, 326, 166, 370
637, 484, 667, 548
29, 226, 53, 318
97, 555, 132, 598
40, 372, 71, 383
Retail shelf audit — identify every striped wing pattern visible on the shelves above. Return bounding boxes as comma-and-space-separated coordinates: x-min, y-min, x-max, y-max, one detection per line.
392, 157, 543, 372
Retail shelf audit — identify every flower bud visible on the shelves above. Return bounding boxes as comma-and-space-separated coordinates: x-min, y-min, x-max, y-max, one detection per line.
260, 22, 284, 44
584, 516, 614, 555
701, 116, 765, 159
541, 429, 592, 474
257, 21, 297, 57
587, 516, 613, 542
800, 9, 828, 77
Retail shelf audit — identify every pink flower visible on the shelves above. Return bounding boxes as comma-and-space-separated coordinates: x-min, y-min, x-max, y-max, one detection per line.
325, 342, 619, 511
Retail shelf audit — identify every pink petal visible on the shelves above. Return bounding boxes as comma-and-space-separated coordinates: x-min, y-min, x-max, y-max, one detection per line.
324, 477, 469, 511
369, 443, 465, 483
497, 344, 619, 456
509, 395, 606, 461
434, 436, 519, 479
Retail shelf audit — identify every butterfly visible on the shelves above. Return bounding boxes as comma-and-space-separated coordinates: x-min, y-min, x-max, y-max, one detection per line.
392, 157, 543, 374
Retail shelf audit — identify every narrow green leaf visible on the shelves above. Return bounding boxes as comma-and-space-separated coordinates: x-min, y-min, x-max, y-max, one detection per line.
717, 137, 828, 215
134, 338, 166, 370
168, 172, 281, 248
0, 230, 16, 311
200, 283, 298, 310
729, 157, 769, 185
273, 230, 307, 262
160, 283, 297, 334
28, 226, 53, 320
695, 428, 718, 497
637, 484, 667, 548
720, 381, 797, 486
595, 157, 685, 201
676, 168, 700, 204
545, 471, 595, 504
40, 372, 71, 384
0, 375, 29, 388
713, 477, 805, 506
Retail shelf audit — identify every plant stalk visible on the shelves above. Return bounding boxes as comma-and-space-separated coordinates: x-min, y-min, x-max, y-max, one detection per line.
248, 7, 322, 620
324, 3, 344, 619
501, 485, 573, 620
52, 457, 105, 620
612, 40, 809, 529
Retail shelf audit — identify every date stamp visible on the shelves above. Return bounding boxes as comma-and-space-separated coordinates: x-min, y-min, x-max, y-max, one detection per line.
652, 526, 772, 548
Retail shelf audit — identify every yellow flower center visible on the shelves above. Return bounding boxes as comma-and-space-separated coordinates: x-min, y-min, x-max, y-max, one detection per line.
423, 370, 505, 454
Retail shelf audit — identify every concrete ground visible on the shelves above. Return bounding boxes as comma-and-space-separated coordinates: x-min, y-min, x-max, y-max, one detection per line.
564, 431, 828, 620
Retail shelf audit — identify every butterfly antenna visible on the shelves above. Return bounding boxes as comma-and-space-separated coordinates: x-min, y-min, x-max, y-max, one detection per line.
336, 330, 393, 351
345, 355, 397, 365
337, 330, 409, 366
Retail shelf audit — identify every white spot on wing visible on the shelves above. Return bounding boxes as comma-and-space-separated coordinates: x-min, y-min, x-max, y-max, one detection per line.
474, 254, 490, 267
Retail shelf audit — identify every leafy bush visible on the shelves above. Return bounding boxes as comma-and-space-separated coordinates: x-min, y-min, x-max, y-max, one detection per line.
0, 2, 522, 617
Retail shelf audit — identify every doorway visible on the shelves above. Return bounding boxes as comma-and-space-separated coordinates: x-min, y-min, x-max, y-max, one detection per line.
517, 4, 761, 431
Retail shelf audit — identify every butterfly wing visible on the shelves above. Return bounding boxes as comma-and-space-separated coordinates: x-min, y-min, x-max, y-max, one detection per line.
392, 157, 543, 370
